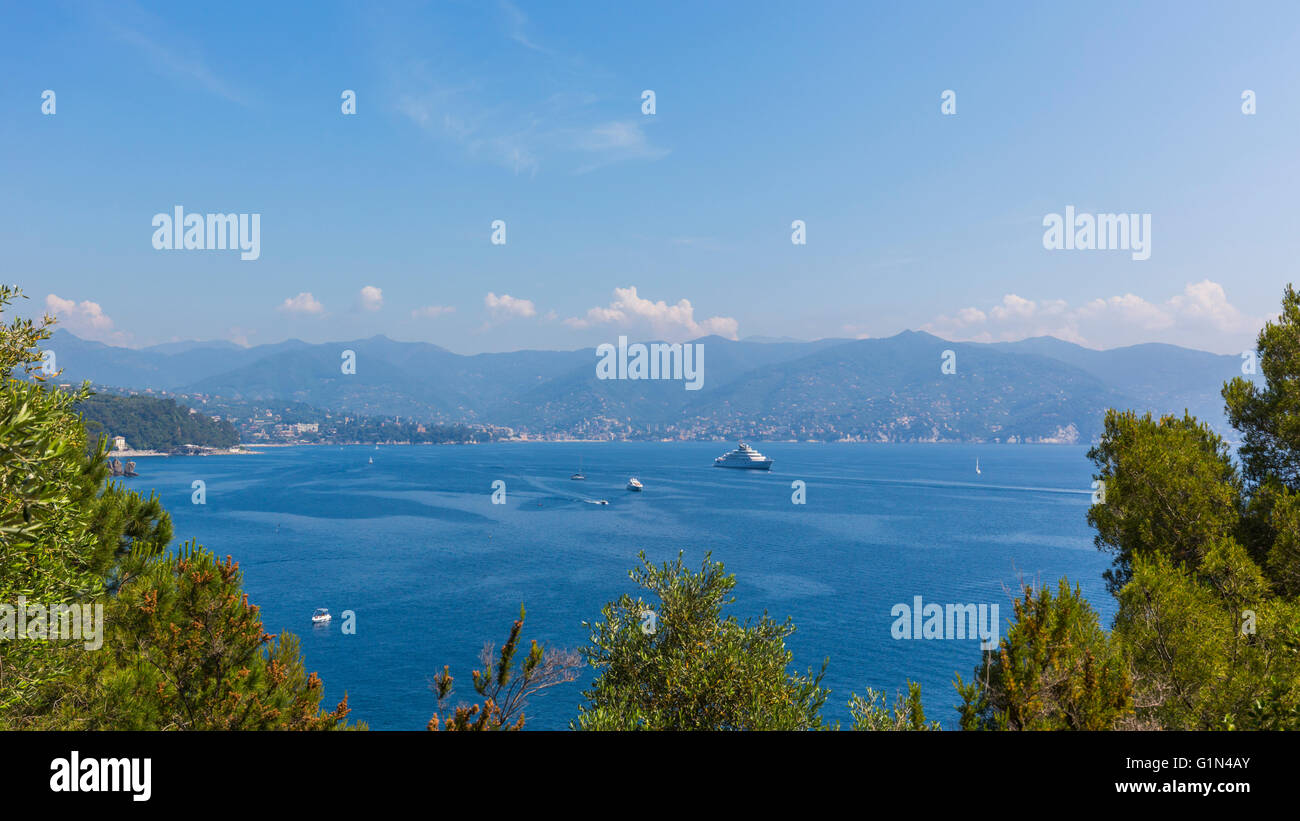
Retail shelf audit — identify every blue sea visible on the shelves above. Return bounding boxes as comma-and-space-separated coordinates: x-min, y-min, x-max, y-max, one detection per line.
131, 442, 1115, 730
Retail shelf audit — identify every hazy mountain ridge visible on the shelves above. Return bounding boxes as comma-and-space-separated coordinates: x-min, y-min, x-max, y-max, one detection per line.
681, 332, 1131, 442
42, 329, 1253, 442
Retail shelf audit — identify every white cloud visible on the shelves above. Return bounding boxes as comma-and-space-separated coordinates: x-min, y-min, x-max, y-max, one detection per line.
45, 294, 130, 343
45, 294, 112, 330
389, 20, 666, 179
484, 292, 536, 319
921, 280, 1263, 352
572, 120, 669, 174
96, 5, 247, 106
498, 0, 548, 53
277, 292, 325, 316
1076, 293, 1173, 330
411, 304, 455, 319
565, 286, 739, 342
990, 294, 1046, 321
1167, 280, 1248, 331
395, 84, 542, 176
358, 286, 384, 312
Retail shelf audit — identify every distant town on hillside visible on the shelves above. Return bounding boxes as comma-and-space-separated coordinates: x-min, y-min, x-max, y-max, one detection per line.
48, 328, 1262, 447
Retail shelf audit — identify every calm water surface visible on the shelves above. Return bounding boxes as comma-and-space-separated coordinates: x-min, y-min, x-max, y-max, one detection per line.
134, 442, 1114, 729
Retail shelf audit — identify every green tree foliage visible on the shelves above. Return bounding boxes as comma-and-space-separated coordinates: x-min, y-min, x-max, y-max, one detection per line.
1224, 284, 1300, 490
1074, 283, 1300, 730
575, 551, 829, 730
427, 605, 580, 731
0, 285, 129, 715
1086, 411, 1242, 596
1, 286, 349, 730
956, 579, 1132, 730
848, 681, 938, 731
1224, 284, 1300, 592
1110, 549, 1298, 730
77, 393, 239, 452
44, 543, 353, 730
1257, 486, 1300, 597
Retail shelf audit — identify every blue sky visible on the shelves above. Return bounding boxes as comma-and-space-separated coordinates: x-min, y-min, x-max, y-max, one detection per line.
3, 0, 1298, 354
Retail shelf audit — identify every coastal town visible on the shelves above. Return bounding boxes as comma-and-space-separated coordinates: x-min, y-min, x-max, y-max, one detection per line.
85, 382, 1088, 448
88, 384, 511, 448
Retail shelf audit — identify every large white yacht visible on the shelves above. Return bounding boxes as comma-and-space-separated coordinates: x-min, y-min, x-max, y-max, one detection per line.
713, 442, 773, 470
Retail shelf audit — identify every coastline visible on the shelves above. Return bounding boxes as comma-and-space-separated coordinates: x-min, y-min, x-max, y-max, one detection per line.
108, 447, 262, 457
227, 438, 1102, 447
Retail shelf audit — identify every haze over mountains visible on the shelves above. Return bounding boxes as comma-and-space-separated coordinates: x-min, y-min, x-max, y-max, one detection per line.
43, 329, 1253, 443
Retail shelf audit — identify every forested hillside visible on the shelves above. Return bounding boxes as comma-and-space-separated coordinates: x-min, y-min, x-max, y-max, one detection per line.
77, 393, 239, 452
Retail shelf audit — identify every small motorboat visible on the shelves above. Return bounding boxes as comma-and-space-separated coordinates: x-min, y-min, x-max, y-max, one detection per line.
627, 477, 643, 492
584, 498, 609, 505
311, 608, 332, 624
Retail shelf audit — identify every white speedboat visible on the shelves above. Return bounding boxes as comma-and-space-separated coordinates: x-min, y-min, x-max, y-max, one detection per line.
311, 608, 331, 624
627, 477, 643, 491
714, 442, 773, 470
